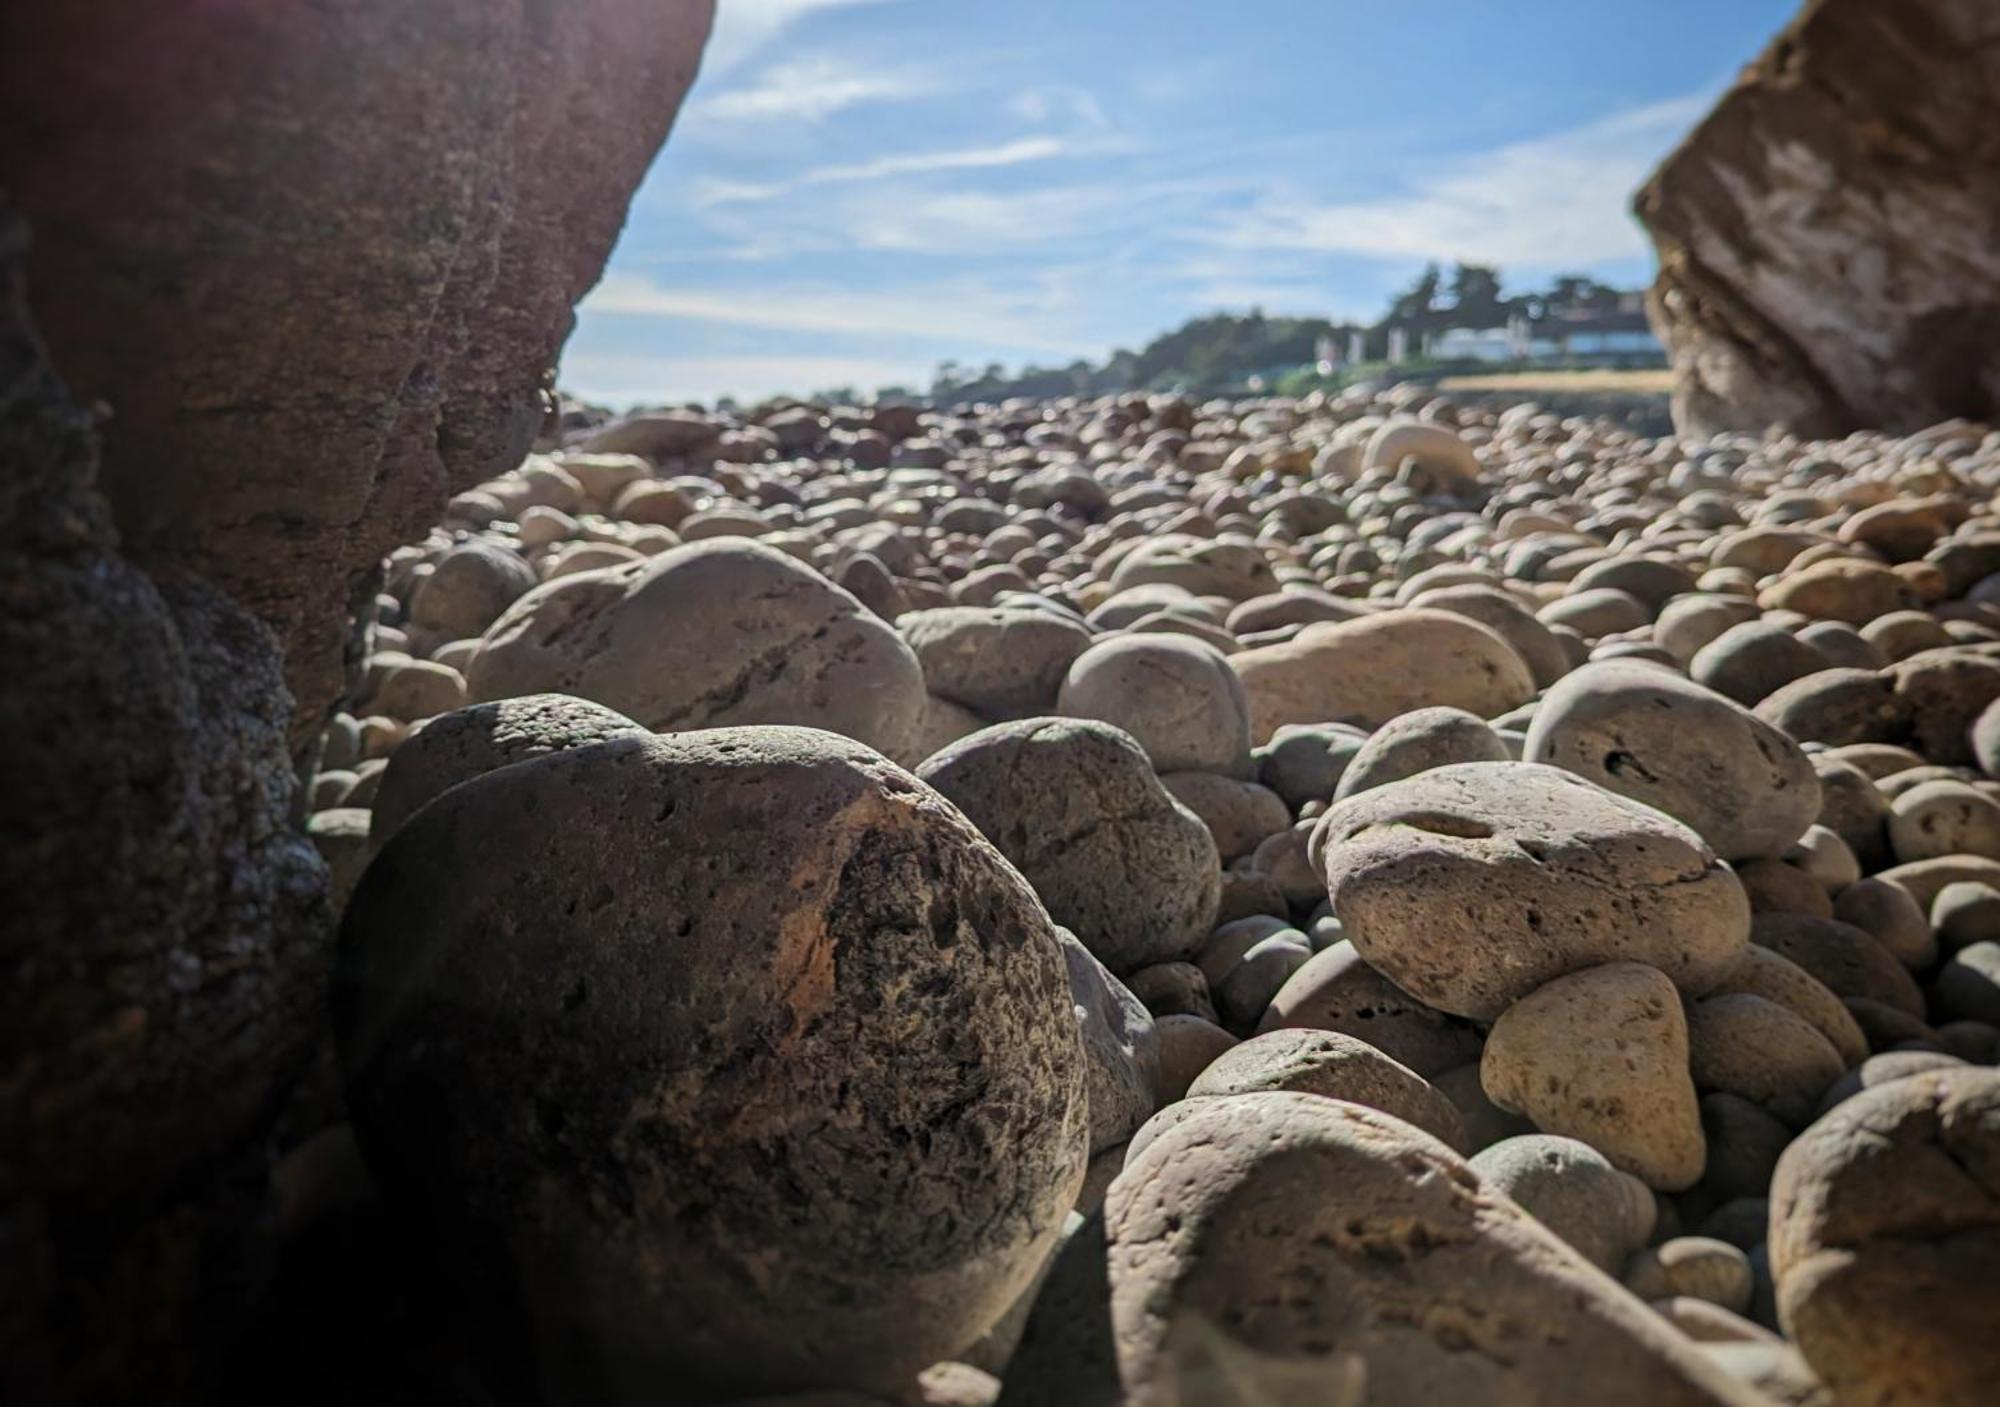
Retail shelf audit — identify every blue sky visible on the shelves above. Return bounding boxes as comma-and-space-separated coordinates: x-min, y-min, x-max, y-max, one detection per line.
562, 0, 1796, 405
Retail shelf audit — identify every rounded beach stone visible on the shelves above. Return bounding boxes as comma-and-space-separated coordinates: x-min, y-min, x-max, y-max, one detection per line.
1690, 622, 1827, 708
1885, 649, 2000, 765
1707, 944, 1870, 1069
466, 539, 926, 759
369, 693, 646, 845
1758, 558, 1919, 625
1185, 1028, 1468, 1152
1151, 1014, 1238, 1105
1363, 416, 1482, 485
1888, 778, 2000, 863
1054, 928, 1161, 1155
1698, 1093, 1795, 1205
1312, 762, 1750, 1020
1686, 993, 1846, 1128
1230, 608, 1534, 743
1932, 941, 2000, 1024
1105, 536, 1279, 603
1751, 913, 1926, 1019
1770, 1067, 2000, 1407
918, 718, 1220, 974
1830, 877, 1937, 971
1159, 772, 1290, 863
1333, 705, 1509, 801
1405, 583, 1571, 688
1933, 880, 2000, 954
1811, 758, 1893, 870
1057, 635, 1254, 778
408, 539, 538, 640
1468, 1134, 1657, 1273
1625, 1238, 1755, 1315
1255, 940, 1484, 1077
1755, 669, 1911, 751
1736, 858, 1833, 917
1256, 722, 1369, 811
1526, 661, 1821, 862
307, 808, 372, 913
901, 606, 1094, 721
1481, 961, 1707, 1191
367, 657, 468, 722
1124, 962, 1215, 1022
1105, 1093, 1759, 1406
336, 727, 1088, 1402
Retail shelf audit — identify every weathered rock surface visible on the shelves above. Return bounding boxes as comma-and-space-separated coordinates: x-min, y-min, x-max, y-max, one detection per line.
1636, 0, 2000, 437
337, 728, 1088, 1403
0, 0, 717, 753
1104, 1094, 1763, 1405
0, 208, 332, 1405
1770, 1066, 2000, 1406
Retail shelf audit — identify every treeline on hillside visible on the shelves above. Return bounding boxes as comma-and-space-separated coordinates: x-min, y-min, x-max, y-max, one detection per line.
889, 264, 1630, 405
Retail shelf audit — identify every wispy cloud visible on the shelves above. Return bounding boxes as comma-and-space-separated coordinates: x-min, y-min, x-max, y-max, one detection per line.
700, 0, 892, 77
696, 55, 940, 123
696, 135, 1109, 206
1007, 85, 1112, 132
578, 271, 1082, 353
1206, 90, 1712, 268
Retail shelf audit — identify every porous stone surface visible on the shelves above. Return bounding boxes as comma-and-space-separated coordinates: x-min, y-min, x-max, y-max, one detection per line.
0, 217, 329, 1401
337, 728, 1089, 1403
0, 0, 717, 754
1312, 762, 1750, 1019
1102, 1094, 1763, 1406
1770, 1067, 2000, 1406
919, 719, 1220, 974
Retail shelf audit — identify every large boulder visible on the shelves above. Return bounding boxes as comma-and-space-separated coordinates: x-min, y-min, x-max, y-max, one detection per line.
368, 693, 646, 845
0, 0, 717, 754
0, 219, 329, 1401
337, 727, 1089, 1403
1, 7, 719, 1394
1635, 0, 2000, 436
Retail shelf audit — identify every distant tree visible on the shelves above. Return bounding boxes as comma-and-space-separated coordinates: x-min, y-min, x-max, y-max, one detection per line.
1548, 274, 1616, 310
1387, 263, 1443, 323
1448, 263, 1506, 322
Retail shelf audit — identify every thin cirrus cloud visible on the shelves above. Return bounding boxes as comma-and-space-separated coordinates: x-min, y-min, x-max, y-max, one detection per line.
695, 134, 1117, 207
697, 0, 893, 77
1207, 90, 1715, 268
693, 55, 941, 123
579, 271, 1084, 355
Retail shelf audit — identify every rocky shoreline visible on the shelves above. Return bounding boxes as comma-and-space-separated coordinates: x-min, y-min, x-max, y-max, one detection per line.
285, 383, 2000, 1404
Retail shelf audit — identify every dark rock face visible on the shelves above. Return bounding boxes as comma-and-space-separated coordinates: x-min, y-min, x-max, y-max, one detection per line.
0, 2, 714, 1398
0, 207, 328, 1403
0, 0, 715, 755
1636, 0, 2000, 437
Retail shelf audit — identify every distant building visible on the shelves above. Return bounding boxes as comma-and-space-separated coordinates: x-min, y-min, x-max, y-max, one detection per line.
1379, 286, 1664, 368
1523, 289, 1662, 364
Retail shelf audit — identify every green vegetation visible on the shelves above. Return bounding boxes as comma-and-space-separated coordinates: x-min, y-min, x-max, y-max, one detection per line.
916, 264, 1645, 404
